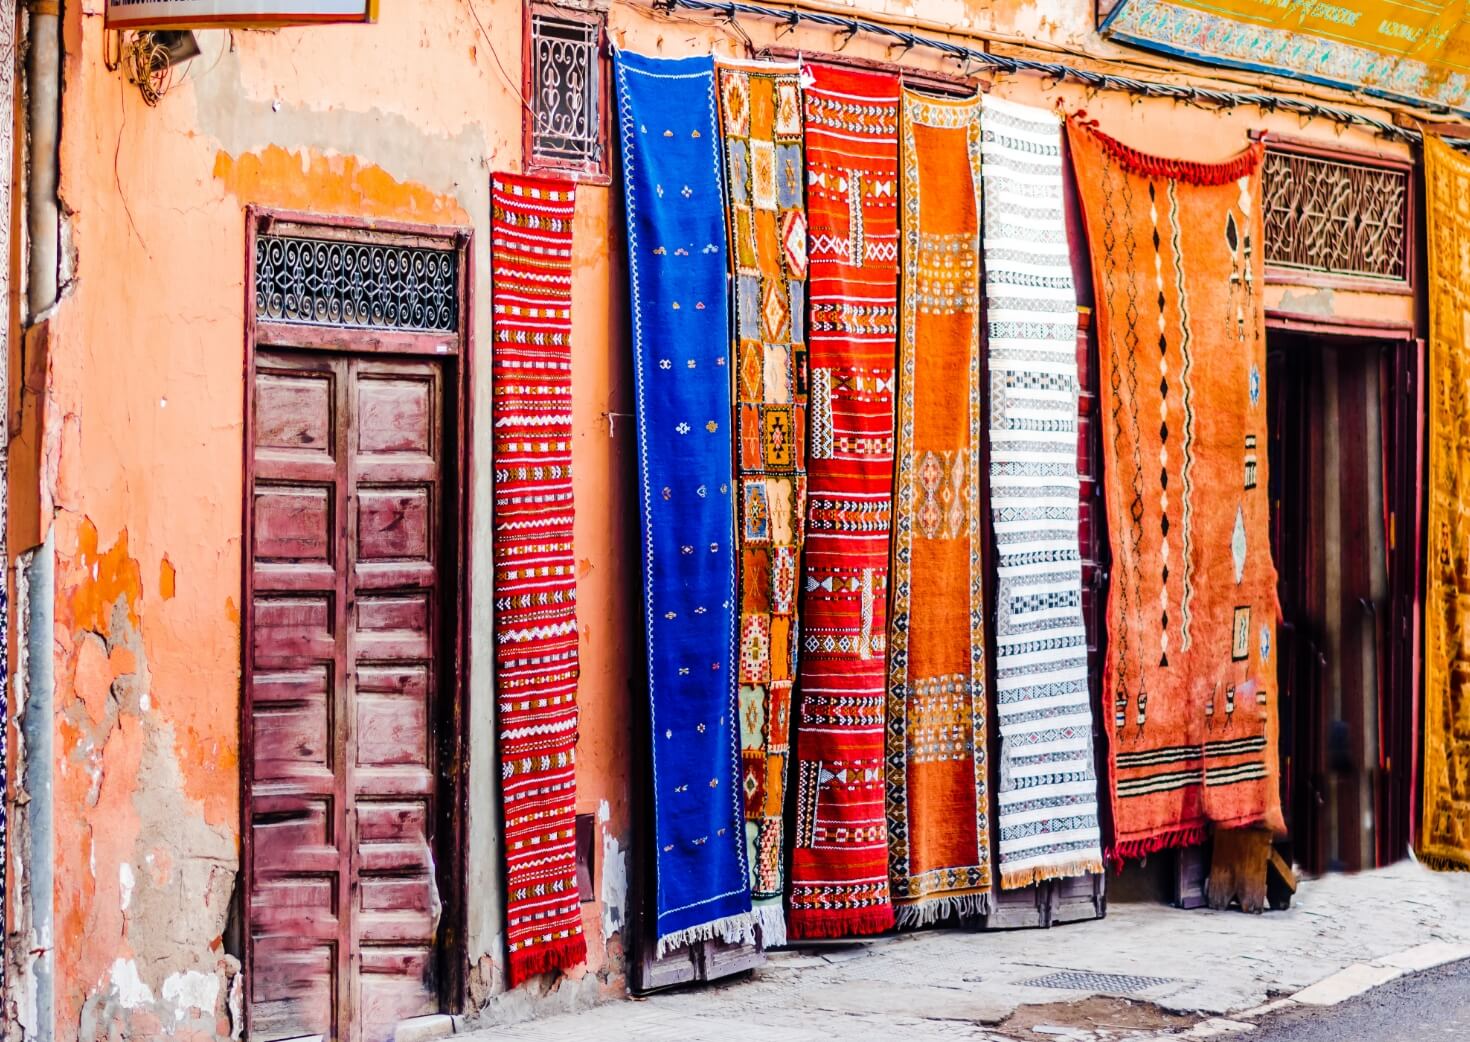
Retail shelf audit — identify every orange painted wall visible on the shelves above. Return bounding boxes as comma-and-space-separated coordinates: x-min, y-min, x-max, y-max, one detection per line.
19, 0, 1417, 1039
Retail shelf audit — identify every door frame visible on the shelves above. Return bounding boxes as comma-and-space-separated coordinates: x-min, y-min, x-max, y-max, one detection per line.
240, 207, 476, 1035
1263, 308, 1423, 869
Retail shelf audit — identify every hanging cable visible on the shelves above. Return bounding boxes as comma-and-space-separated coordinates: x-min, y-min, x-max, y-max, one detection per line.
646, 0, 1470, 149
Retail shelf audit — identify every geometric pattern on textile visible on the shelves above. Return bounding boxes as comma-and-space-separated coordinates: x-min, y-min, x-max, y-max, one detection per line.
886, 90, 993, 925
1421, 135, 1470, 872
716, 58, 809, 944
979, 96, 1104, 890
1066, 118, 1284, 861
491, 173, 588, 985
787, 62, 899, 940
614, 49, 756, 952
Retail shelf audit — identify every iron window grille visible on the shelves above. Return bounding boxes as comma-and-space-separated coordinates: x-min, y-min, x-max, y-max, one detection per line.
524, 2, 609, 183
253, 232, 460, 333
1261, 141, 1412, 290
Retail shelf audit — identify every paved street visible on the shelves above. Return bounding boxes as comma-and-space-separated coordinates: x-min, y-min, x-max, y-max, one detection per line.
455, 862, 1470, 1041
1246, 959, 1470, 1041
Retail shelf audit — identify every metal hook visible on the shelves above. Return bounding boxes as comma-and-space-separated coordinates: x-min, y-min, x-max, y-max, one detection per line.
724, 9, 755, 56
776, 10, 799, 39
835, 24, 859, 51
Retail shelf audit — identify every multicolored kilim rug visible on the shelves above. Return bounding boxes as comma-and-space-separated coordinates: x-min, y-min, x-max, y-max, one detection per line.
1066, 118, 1284, 861
715, 57, 808, 945
887, 90, 993, 925
614, 49, 756, 952
1421, 135, 1470, 872
980, 97, 1104, 889
490, 172, 587, 983
788, 62, 900, 940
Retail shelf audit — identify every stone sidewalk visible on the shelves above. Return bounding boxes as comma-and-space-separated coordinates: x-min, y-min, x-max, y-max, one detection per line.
452, 861, 1470, 1042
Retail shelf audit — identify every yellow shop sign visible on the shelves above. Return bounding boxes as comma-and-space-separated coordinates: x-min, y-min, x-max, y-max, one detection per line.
1101, 0, 1470, 114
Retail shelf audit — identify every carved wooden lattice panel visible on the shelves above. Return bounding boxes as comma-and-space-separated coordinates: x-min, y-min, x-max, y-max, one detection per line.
1263, 148, 1409, 283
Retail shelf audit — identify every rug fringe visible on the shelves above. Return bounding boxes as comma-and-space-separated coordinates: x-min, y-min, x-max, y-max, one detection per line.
1070, 116, 1263, 186
894, 891, 992, 929
787, 905, 895, 941
1417, 850, 1470, 872
1000, 857, 1106, 891
507, 932, 588, 987
1108, 824, 1210, 870
654, 910, 759, 958
753, 900, 788, 949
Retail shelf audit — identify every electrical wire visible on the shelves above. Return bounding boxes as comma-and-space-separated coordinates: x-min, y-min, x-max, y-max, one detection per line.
646, 0, 1470, 149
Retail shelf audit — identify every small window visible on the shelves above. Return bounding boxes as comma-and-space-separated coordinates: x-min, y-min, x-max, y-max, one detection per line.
524, 2, 609, 183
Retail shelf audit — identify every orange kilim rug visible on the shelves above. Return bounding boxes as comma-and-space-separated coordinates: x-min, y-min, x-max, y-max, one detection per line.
886, 90, 992, 924
1421, 134, 1470, 872
1066, 118, 1284, 861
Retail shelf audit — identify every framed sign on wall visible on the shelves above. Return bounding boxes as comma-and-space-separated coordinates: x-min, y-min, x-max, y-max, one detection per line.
105, 0, 377, 29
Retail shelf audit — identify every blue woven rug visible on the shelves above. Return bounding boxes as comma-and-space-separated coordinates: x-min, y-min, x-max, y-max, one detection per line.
615, 49, 755, 954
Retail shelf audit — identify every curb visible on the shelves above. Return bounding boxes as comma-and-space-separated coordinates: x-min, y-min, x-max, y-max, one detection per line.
1144, 941, 1470, 1039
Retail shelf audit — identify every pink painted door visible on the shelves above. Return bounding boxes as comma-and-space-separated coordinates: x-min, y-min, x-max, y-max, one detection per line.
248, 349, 448, 1042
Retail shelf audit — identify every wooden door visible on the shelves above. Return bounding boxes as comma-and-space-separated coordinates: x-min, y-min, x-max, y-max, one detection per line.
248, 349, 449, 1042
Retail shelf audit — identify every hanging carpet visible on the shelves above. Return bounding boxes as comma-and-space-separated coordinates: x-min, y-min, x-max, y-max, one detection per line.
787, 63, 900, 940
979, 97, 1105, 889
614, 50, 756, 951
490, 173, 588, 984
715, 57, 808, 945
886, 89, 993, 926
1421, 135, 1470, 872
1066, 118, 1284, 861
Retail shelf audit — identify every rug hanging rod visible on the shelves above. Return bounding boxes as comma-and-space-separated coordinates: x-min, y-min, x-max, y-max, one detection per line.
650, 0, 1468, 149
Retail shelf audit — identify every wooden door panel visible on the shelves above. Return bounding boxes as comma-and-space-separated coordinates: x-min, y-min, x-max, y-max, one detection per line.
347, 358, 443, 1042
250, 348, 449, 1042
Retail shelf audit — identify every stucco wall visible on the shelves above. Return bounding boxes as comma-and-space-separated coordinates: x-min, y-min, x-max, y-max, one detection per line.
7, 1, 1418, 1040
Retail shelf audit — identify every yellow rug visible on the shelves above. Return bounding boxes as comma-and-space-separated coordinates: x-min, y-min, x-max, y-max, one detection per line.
1422, 135, 1470, 871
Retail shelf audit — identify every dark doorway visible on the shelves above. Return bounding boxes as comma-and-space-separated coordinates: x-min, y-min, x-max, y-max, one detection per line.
1267, 325, 1422, 875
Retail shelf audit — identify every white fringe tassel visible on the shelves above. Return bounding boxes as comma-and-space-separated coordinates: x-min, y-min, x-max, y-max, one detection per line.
655, 910, 760, 958
753, 899, 787, 949
894, 891, 992, 930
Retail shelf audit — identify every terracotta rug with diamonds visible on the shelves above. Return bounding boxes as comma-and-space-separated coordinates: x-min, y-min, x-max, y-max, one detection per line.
491, 172, 587, 983
787, 62, 900, 940
1421, 134, 1470, 872
1066, 117, 1284, 861
716, 57, 808, 944
886, 89, 992, 926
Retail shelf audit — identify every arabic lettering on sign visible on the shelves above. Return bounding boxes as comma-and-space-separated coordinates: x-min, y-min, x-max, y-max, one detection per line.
1102, 0, 1470, 116
104, 0, 376, 29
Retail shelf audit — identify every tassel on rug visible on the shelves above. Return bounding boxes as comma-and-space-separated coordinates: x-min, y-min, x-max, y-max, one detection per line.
893, 892, 993, 930
654, 910, 761, 959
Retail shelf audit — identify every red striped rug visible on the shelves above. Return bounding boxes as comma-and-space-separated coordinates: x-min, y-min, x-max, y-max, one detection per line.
491, 172, 587, 984
787, 63, 900, 939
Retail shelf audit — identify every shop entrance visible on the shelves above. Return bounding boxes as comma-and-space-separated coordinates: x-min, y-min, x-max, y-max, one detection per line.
1266, 322, 1422, 875
242, 216, 469, 1042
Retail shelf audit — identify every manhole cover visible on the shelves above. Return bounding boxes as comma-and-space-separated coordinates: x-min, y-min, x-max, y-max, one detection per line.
1019, 970, 1177, 993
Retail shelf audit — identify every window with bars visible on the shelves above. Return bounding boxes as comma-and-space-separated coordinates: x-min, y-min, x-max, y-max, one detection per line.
254, 231, 460, 333
524, 2, 609, 182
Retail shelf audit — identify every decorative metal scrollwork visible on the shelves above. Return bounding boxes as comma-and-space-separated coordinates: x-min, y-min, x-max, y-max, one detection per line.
1263, 149, 1408, 283
254, 234, 459, 332
530, 11, 603, 170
